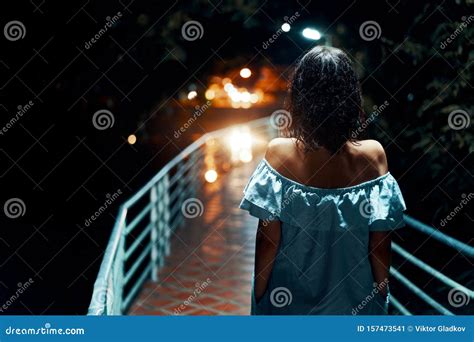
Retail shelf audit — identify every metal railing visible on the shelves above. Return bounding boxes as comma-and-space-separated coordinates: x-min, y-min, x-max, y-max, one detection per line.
88, 117, 275, 315
389, 215, 474, 315
88, 116, 473, 315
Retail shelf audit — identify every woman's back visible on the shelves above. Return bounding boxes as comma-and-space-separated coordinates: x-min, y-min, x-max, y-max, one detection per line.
240, 139, 406, 314
239, 46, 407, 315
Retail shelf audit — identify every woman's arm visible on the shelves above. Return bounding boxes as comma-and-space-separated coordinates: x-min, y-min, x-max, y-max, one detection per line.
254, 219, 281, 302
369, 231, 391, 297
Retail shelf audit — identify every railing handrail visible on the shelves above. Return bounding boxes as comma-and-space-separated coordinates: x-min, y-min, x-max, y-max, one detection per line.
122, 117, 271, 210
403, 214, 474, 258
88, 207, 127, 315
88, 116, 271, 314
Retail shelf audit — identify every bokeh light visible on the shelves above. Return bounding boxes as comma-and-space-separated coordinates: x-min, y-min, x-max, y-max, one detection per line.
240, 68, 252, 78
204, 169, 218, 183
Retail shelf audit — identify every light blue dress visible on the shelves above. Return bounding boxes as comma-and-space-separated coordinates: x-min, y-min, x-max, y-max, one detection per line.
240, 159, 407, 315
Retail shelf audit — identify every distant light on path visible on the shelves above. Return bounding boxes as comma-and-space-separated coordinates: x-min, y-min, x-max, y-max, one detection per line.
128, 134, 137, 145
302, 28, 321, 40
205, 169, 218, 183
240, 68, 252, 78
281, 23, 291, 32
205, 89, 215, 100
187, 91, 197, 100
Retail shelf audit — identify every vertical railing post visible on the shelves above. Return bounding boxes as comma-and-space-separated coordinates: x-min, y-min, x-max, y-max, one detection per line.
150, 185, 159, 282
188, 150, 200, 198
116, 232, 126, 314
160, 174, 171, 256
176, 161, 187, 231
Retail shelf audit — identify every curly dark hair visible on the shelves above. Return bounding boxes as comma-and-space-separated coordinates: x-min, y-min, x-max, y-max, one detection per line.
287, 46, 363, 154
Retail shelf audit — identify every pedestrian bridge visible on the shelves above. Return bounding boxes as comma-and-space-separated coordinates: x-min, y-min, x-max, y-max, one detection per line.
88, 117, 474, 316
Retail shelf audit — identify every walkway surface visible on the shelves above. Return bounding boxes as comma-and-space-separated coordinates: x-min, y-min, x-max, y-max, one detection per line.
129, 160, 258, 315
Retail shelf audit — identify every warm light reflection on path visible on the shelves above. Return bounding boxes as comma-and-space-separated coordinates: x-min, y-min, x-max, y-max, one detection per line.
130, 160, 260, 315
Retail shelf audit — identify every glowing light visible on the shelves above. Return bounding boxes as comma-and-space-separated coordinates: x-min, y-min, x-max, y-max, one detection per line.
127, 134, 137, 145
187, 90, 197, 100
205, 169, 218, 183
228, 127, 253, 162
250, 94, 259, 103
241, 91, 251, 103
240, 68, 252, 78
239, 150, 253, 163
222, 77, 231, 85
230, 92, 241, 102
224, 83, 235, 92
205, 89, 215, 100
281, 23, 291, 32
302, 28, 321, 40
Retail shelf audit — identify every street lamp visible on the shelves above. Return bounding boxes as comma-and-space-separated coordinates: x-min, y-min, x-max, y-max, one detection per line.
302, 28, 321, 40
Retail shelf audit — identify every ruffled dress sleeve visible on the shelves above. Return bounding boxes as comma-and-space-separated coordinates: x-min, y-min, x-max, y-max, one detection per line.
367, 174, 407, 231
239, 160, 282, 221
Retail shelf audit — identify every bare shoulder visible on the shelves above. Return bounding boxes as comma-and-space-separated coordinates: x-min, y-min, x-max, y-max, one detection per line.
265, 137, 300, 170
354, 139, 388, 175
